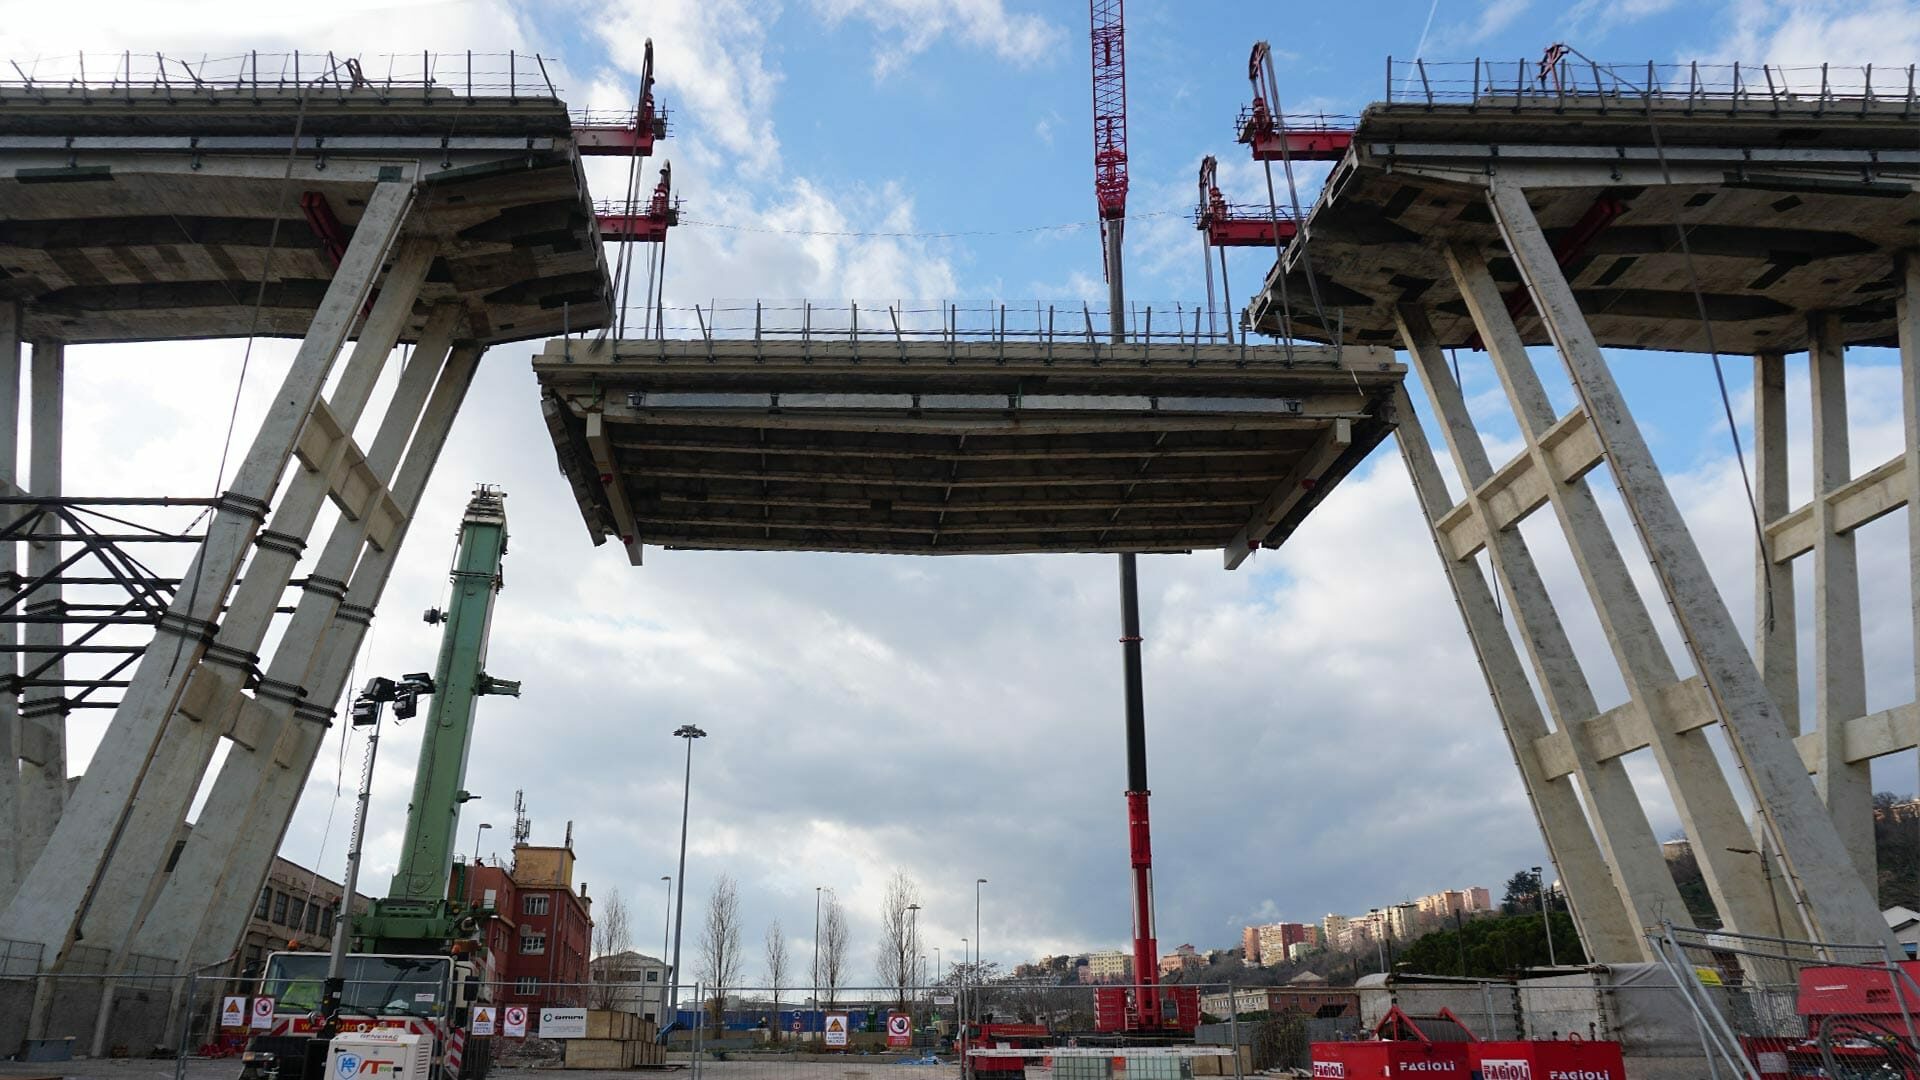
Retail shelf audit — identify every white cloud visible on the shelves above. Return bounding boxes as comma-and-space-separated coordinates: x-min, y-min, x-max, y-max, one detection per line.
1709, 0, 1920, 66
809, 0, 1063, 79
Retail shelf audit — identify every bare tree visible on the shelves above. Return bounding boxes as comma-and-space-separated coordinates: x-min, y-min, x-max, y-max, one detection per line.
873, 870, 921, 1011
765, 920, 790, 1043
698, 874, 743, 1032
821, 889, 851, 1007
590, 887, 633, 1009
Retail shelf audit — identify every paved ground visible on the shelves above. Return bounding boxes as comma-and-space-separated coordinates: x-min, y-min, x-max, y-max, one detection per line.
0, 1059, 960, 1080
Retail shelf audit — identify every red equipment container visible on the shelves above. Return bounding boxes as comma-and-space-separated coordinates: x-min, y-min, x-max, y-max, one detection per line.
1308, 1039, 1471, 1077
1470, 1039, 1626, 1079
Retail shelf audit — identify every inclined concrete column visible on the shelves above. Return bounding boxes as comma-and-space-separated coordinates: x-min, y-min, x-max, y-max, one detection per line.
1389, 379, 1646, 962
1487, 179, 1895, 949
17, 339, 64, 873
0, 304, 19, 910
1398, 302, 1681, 955
146, 341, 485, 974
75, 246, 440, 964
1808, 315, 1874, 880
0, 180, 415, 960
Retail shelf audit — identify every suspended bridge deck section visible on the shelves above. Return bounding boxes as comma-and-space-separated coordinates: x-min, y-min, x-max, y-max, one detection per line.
534, 337, 1404, 564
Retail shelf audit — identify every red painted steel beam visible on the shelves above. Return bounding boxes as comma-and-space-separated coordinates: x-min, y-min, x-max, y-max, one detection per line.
1202, 218, 1295, 247
576, 125, 657, 157
596, 213, 671, 242
1244, 127, 1352, 162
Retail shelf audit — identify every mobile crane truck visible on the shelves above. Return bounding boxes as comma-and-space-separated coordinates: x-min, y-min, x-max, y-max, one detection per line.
240, 486, 518, 1080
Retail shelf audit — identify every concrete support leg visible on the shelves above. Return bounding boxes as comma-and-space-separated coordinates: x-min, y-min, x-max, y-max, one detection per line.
0, 304, 18, 910
1900, 256, 1920, 791
1447, 240, 1776, 937
17, 339, 64, 874
1808, 315, 1874, 878
1751, 351, 1807, 938
1397, 305, 1680, 955
1487, 179, 1894, 949
145, 341, 484, 973
1390, 375, 1647, 961
0, 181, 415, 959
74, 243, 440, 967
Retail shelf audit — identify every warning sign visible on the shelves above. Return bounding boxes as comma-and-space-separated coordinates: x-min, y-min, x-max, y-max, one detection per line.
251, 996, 276, 1030
886, 1012, 911, 1047
472, 1007, 496, 1036
503, 1005, 528, 1037
824, 1013, 849, 1048
221, 997, 247, 1029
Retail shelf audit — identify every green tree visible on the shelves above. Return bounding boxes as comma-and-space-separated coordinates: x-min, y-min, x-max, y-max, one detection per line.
1501, 869, 1541, 915
1398, 912, 1584, 978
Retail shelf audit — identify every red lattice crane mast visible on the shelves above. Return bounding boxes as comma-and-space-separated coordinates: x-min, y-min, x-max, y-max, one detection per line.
1083, 0, 1197, 1039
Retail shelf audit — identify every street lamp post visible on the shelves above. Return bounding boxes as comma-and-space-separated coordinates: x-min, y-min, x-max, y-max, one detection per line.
473, 822, 491, 864
659, 875, 672, 1021
960, 937, 969, 1026
1533, 866, 1556, 966
668, 724, 707, 1023
906, 903, 921, 1021
974, 878, 987, 1008
813, 885, 823, 1036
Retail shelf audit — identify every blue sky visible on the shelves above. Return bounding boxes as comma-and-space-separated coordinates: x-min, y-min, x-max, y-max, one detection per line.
10, 0, 1920, 982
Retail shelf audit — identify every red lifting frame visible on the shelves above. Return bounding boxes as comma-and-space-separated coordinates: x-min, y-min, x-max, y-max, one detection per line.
597, 163, 677, 243
1090, 0, 1128, 220
577, 39, 662, 157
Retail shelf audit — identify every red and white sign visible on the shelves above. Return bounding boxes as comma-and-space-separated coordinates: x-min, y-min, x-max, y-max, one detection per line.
1478, 1062, 1530, 1080
1311, 1064, 1346, 1079
503, 1006, 527, 1038
251, 996, 276, 1030
886, 1013, 911, 1048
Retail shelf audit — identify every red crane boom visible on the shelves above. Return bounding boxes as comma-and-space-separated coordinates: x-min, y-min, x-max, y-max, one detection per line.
1090, 0, 1128, 222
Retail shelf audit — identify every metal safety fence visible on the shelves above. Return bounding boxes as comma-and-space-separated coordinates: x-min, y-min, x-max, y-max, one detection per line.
0, 49, 564, 100
1648, 922, 1920, 1080
587, 299, 1298, 357
1386, 56, 1920, 113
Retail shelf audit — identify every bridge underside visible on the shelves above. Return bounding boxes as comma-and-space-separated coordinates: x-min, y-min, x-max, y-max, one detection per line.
534, 339, 1404, 563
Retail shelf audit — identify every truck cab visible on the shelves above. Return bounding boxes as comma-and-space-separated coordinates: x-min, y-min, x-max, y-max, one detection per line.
238, 952, 491, 1080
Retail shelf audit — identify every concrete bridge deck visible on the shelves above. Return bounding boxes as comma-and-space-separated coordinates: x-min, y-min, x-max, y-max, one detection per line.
534, 337, 1404, 565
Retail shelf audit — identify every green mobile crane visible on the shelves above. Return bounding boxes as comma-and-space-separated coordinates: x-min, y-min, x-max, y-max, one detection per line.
356, 483, 519, 951
243, 486, 516, 1080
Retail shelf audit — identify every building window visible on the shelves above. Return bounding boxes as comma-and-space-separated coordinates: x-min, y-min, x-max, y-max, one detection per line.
523, 893, 550, 916
256, 887, 272, 920
288, 898, 306, 931
646, 970, 659, 983
521, 931, 546, 955
272, 891, 290, 926
515, 977, 539, 995
305, 903, 321, 934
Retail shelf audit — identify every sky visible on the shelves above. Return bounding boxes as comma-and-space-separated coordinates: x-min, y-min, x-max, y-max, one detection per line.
6, 0, 1920, 986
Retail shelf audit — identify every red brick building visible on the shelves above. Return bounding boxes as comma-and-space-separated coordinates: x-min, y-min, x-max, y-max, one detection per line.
457, 842, 594, 1008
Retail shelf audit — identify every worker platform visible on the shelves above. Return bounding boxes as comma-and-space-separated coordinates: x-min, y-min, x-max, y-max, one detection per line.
0, 54, 612, 344
534, 326, 1403, 565
1251, 61, 1920, 352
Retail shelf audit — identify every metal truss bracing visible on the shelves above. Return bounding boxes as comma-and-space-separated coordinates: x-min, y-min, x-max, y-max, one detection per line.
1270, 86, 1914, 953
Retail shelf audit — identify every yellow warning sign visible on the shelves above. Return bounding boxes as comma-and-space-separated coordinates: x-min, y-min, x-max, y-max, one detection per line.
825, 1014, 849, 1048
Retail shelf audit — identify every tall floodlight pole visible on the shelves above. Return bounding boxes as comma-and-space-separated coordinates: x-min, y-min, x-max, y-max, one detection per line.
660, 875, 672, 1019
323, 679, 393, 1034
473, 822, 491, 863
668, 724, 706, 1023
